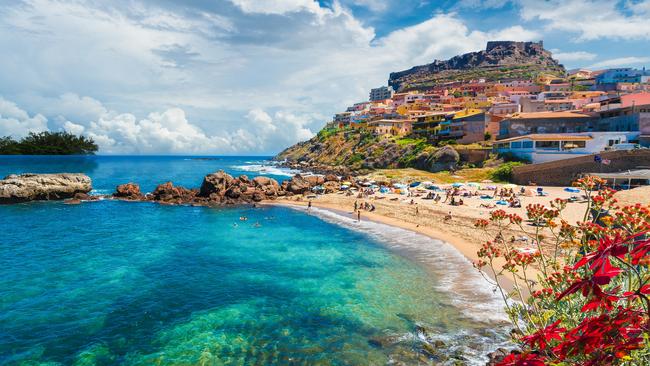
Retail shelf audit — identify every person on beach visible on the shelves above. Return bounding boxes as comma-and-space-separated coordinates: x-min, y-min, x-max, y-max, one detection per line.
357, 210, 361, 222
308, 200, 312, 210
444, 211, 452, 221
415, 204, 419, 216
354, 200, 358, 211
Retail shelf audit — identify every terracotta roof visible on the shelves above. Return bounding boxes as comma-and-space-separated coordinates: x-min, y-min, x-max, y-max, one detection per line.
496, 134, 593, 143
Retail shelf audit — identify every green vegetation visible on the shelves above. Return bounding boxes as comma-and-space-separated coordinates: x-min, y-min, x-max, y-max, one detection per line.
0, 132, 98, 155
489, 161, 524, 182
316, 127, 339, 141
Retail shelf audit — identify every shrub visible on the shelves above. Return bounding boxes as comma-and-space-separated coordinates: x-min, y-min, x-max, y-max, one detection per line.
0, 132, 98, 155
475, 176, 650, 366
490, 161, 524, 182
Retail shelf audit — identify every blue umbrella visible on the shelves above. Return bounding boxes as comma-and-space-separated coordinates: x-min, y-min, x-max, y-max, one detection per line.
451, 183, 464, 188
564, 187, 581, 193
409, 181, 421, 187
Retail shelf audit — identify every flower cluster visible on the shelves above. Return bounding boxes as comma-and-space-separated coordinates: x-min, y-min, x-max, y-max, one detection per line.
475, 176, 650, 366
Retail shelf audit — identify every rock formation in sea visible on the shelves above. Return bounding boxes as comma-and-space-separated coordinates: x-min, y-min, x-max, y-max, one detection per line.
0, 173, 92, 204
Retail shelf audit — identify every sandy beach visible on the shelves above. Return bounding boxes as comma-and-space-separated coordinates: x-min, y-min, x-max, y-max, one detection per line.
264, 184, 602, 297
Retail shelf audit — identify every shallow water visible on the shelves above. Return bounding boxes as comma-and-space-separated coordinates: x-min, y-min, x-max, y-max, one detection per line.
0, 156, 509, 365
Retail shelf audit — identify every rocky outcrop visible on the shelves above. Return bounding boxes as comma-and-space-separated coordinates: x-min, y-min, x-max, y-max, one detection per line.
0, 173, 92, 204
113, 183, 144, 200
151, 182, 198, 204
108, 170, 331, 206
389, 41, 565, 91
415, 145, 460, 172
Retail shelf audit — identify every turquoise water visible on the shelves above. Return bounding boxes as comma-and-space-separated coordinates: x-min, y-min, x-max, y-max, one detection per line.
0, 157, 508, 365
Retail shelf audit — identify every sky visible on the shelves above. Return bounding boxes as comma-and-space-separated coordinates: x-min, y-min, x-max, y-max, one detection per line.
0, 0, 649, 155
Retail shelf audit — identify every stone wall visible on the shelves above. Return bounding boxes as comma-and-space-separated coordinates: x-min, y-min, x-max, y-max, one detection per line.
512, 149, 650, 186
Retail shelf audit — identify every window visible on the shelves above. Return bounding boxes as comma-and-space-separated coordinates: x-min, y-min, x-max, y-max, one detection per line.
522, 141, 533, 149
511, 141, 522, 149
536, 141, 560, 149
562, 141, 586, 150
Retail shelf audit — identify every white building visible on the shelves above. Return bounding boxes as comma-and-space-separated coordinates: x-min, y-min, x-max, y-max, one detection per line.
493, 132, 640, 163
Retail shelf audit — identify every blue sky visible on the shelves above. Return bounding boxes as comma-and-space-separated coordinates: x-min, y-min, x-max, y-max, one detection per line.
0, 0, 648, 154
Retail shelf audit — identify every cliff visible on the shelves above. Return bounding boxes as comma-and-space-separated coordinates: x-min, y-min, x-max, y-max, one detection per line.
389, 41, 565, 91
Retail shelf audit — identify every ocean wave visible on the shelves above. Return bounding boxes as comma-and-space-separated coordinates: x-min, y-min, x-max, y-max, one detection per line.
232, 164, 299, 177
290, 205, 511, 324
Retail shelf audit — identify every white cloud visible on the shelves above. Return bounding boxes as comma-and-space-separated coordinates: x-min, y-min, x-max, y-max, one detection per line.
552, 50, 597, 62
587, 56, 650, 69
227, 0, 324, 15
0, 1, 544, 154
0, 97, 48, 138
351, 0, 389, 12
519, 0, 650, 41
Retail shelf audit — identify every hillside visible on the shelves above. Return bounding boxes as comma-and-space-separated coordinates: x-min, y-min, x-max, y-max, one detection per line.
389, 41, 565, 91
275, 128, 487, 174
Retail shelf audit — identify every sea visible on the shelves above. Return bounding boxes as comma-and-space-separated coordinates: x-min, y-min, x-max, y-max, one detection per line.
0, 156, 510, 365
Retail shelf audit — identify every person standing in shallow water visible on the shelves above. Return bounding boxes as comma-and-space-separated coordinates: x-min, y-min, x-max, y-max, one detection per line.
357, 210, 361, 222
307, 200, 312, 210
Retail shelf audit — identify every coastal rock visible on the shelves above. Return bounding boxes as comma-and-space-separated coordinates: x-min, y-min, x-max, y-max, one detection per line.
252, 176, 281, 197
113, 183, 144, 200
304, 175, 325, 187
323, 181, 340, 193
0, 173, 92, 204
152, 182, 197, 204
199, 171, 233, 197
286, 175, 311, 194
324, 174, 339, 182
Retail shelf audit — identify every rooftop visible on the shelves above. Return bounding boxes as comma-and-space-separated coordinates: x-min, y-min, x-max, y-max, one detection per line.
496, 134, 593, 143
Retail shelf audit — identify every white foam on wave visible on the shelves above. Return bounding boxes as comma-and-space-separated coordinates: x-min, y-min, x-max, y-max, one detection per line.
232, 164, 299, 177
291, 205, 510, 324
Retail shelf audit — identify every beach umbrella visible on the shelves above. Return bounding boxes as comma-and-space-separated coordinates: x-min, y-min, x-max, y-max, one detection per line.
481, 179, 494, 183
564, 187, 581, 193
421, 181, 434, 186
451, 182, 464, 188
340, 185, 350, 190
496, 200, 508, 205
467, 182, 481, 188
503, 184, 518, 189
486, 185, 497, 190
409, 181, 421, 188
426, 185, 440, 191
379, 187, 390, 193
393, 183, 408, 189
416, 186, 427, 192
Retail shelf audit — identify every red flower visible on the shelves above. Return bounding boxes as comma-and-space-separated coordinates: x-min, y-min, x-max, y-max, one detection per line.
522, 320, 565, 350
498, 352, 546, 366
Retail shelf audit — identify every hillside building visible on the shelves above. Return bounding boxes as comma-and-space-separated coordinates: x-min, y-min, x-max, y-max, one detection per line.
369, 86, 394, 101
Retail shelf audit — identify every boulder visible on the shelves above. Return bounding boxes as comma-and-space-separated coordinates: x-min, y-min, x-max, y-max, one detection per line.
152, 182, 196, 204
199, 171, 234, 197
286, 175, 311, 194
113, 183, 143, 200
304, 175, 325, 187
324, 174, 339, 182
0, 173, 92, 204
323, 181, 340, 193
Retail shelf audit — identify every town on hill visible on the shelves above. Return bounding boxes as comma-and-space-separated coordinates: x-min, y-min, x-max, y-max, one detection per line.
277, 41, 650, 186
